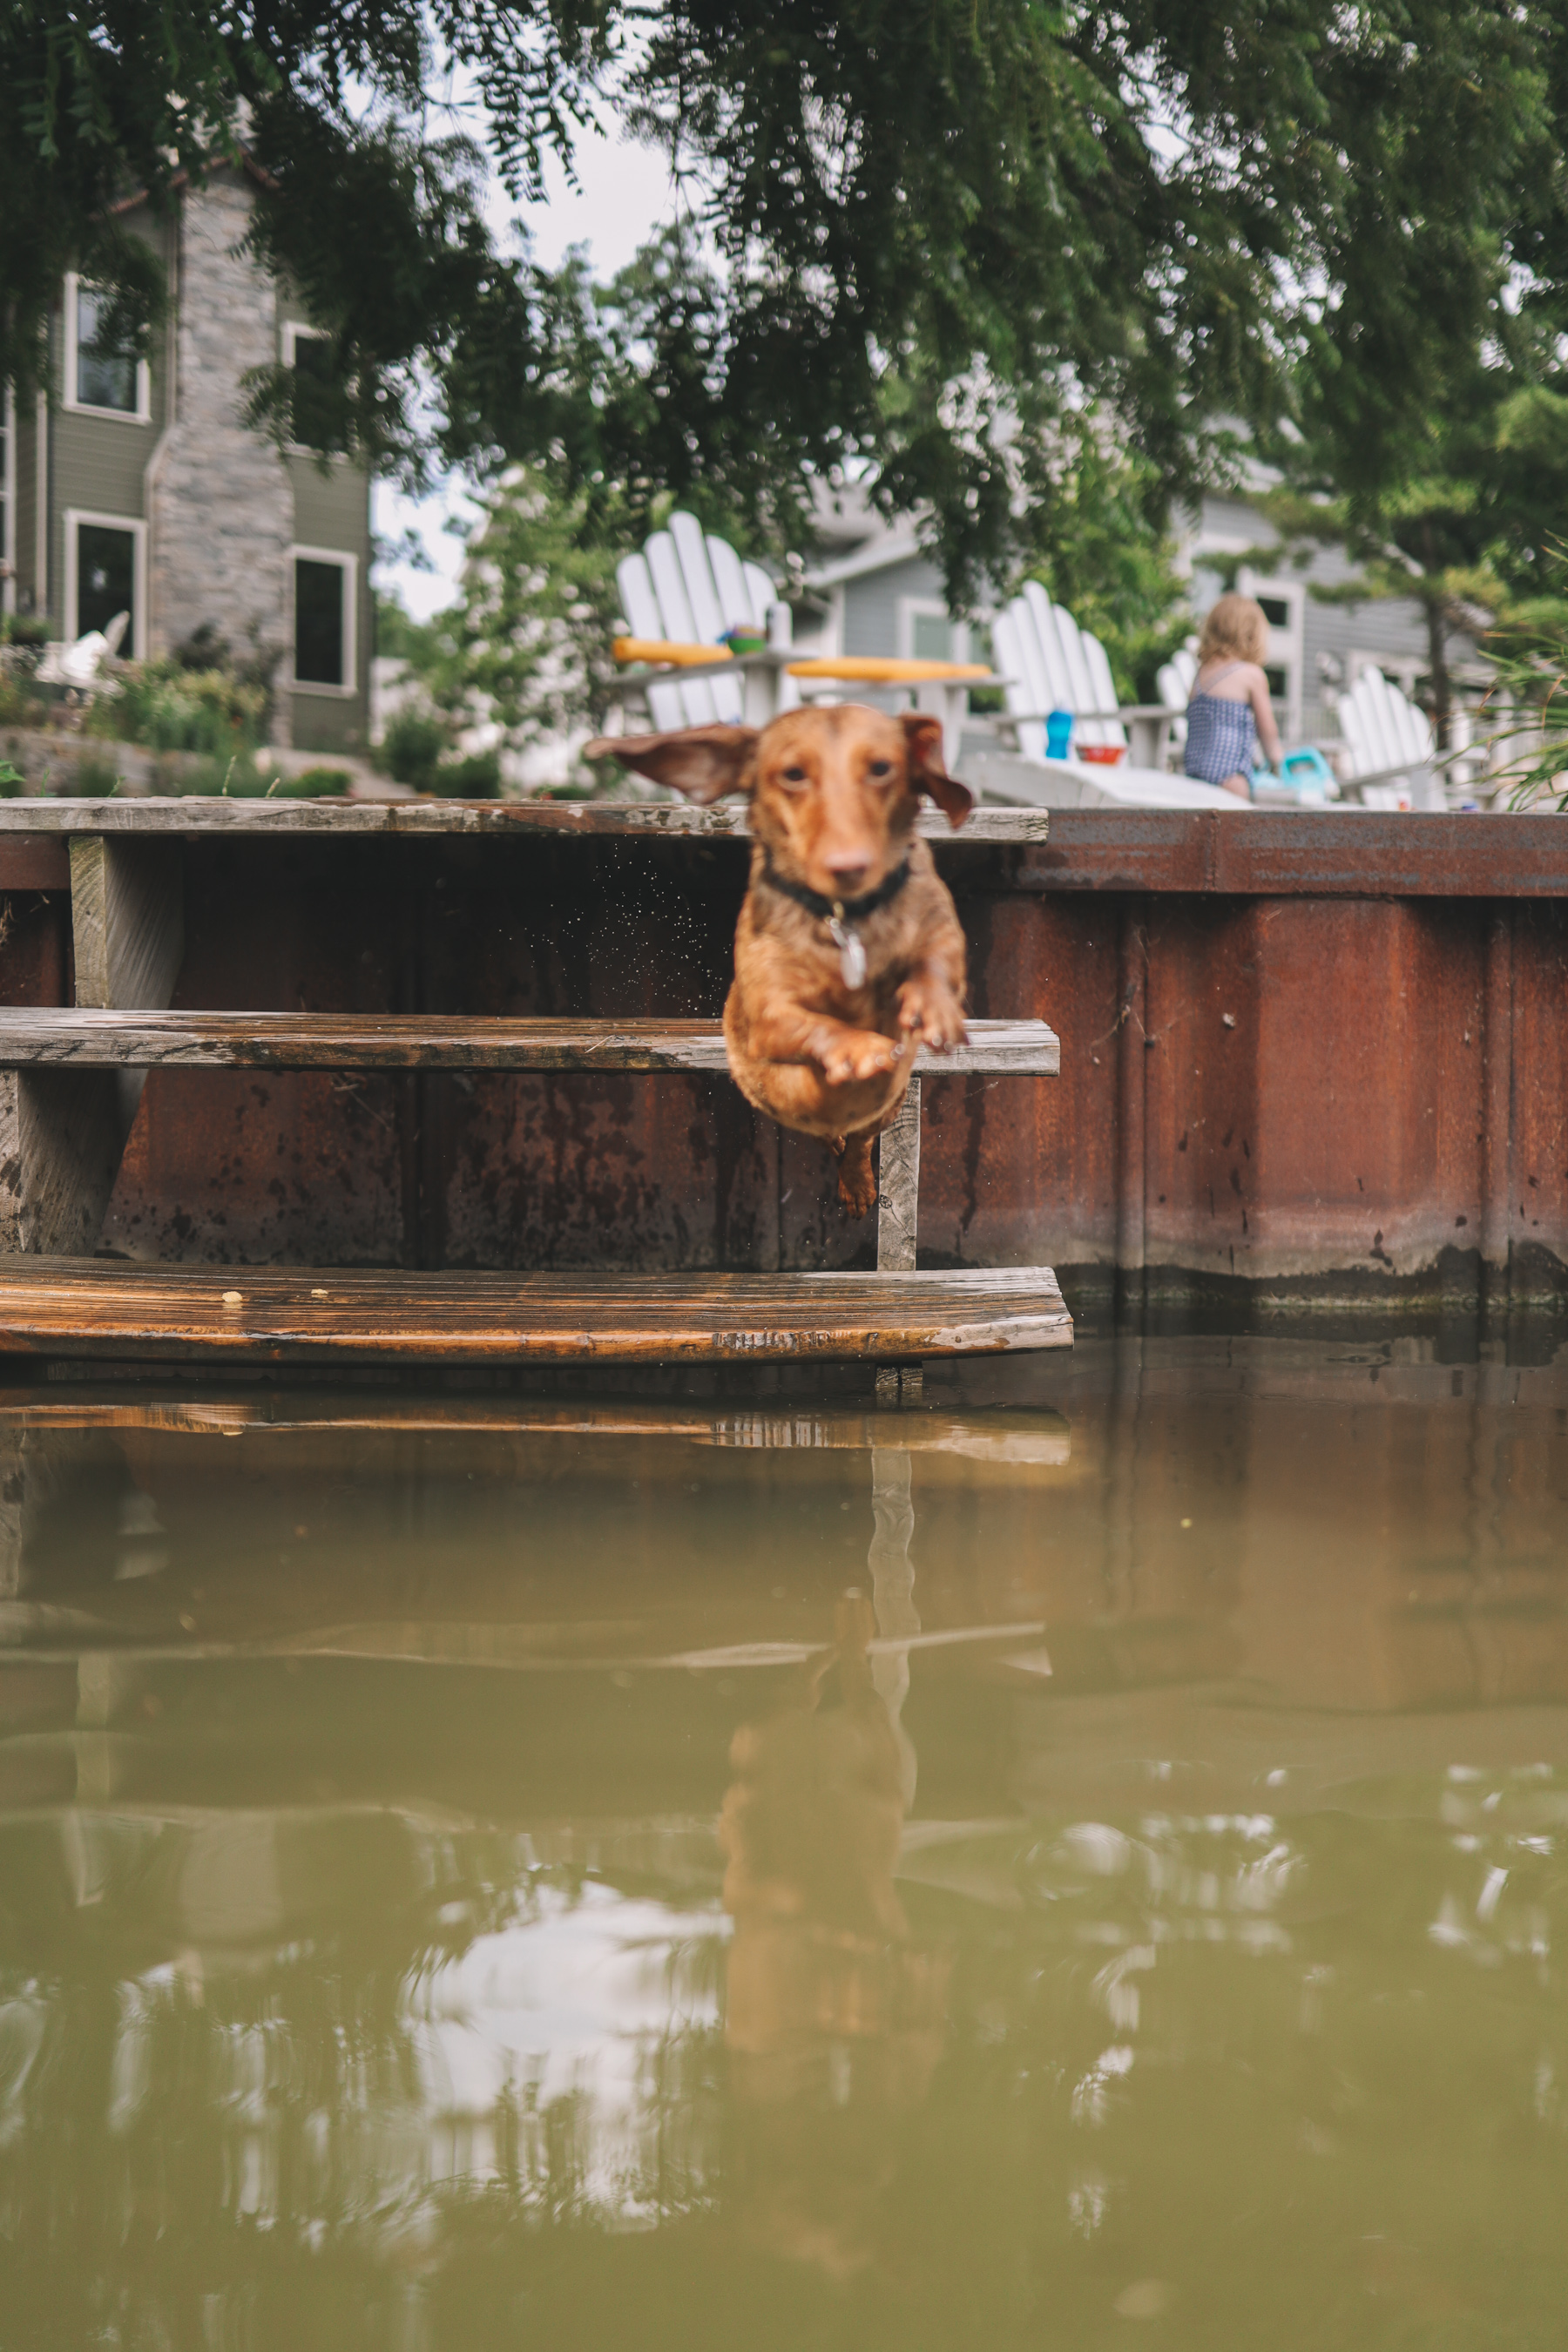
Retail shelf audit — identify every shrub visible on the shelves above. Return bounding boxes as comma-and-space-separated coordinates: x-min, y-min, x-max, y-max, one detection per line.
0, 621, 47, 727
0, 674, 42, 729
378, 705, 449, 788
91, 661, 266, 757
0, 615, 51, 651
434, 749, 501, 797
0, 762, 24, 798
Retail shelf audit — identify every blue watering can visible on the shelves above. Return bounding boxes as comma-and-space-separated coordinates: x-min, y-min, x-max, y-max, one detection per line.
1252, 746, 1336, 803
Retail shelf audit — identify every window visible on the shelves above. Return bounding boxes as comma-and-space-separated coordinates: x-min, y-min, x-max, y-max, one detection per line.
1257, 595, 1291, 630
63, 276, 150, 421
282, 322, 346, 452
64, 509, 145, 657
293, 548, 356, 692
898, 597, 975, 665
912, 612, 955, 662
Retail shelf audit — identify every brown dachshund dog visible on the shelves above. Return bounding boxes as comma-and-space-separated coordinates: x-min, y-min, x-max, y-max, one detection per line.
584, 703, 973, 1216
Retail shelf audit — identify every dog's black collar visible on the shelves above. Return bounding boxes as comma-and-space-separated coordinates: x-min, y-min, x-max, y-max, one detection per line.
759, 854, 912, 927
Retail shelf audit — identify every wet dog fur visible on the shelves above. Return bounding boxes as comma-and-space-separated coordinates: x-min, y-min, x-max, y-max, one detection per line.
584, 703, 972, 1216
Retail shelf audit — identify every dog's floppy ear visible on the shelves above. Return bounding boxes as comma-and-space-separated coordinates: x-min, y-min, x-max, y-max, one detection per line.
582, 724, 757, 806
900, 712, 974, 828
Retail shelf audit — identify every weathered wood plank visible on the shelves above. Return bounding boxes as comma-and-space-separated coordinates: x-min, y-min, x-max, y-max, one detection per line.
0, 798, 1047, 843
877, 1078, 922, 1273
67, 835, 185, 1010
0, 1260, 1073, 1363
0, 1010, 1062, 1076
0, 1070, 133, 1254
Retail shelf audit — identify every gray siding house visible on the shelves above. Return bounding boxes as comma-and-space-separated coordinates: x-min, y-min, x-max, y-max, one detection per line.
798, 486, 1449, 748
0, 160, 371, 754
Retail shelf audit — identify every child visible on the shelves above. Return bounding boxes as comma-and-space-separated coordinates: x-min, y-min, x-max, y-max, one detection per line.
1185, 594, 1284, 798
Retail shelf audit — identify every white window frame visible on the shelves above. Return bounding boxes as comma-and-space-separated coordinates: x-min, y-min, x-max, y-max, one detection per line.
62, 274, 152, 425
281, 320, 328, 371
64, 507, 146, 659
281, 320, 347, 460
291, 544, 358, 696
1237, 567, 1305, 741
896, 595, 975, 665
0, 386, 14, 616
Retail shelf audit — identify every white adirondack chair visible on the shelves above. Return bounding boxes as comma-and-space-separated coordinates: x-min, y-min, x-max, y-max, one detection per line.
615, 514, 790, 730
1333, 669, 1442, 808
1155, 645, 1198, 764
991, 585, 1126, 759
1156, 646, 1198, 709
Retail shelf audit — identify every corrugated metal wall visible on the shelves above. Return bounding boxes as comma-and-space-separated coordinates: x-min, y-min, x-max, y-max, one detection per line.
0, 814, 1546, 1318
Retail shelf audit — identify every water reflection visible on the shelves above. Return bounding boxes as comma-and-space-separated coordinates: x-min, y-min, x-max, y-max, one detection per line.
721, 1450, 948, 2278
4, 1342, 1568, 2344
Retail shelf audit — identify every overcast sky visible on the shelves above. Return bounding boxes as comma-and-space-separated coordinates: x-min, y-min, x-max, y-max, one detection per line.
375, 126, 680, 620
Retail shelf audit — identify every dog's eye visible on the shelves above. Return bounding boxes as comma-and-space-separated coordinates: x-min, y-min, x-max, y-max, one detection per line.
868, 760, 894, 779
781, 765, 809, 787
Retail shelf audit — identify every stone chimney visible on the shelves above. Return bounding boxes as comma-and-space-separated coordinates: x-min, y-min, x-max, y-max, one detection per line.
145, 169, 294, 744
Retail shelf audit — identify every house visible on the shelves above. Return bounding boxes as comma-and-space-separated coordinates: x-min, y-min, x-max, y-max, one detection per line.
795, 482, 1453, 749
0, 159, 371, 754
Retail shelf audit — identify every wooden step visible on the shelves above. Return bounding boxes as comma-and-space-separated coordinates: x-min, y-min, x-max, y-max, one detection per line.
0, 1010, 1061, 1075
0, 798, 1046, 841
0, 1260, 1071, 1366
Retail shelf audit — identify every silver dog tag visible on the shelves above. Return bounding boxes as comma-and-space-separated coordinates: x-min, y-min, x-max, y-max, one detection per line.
828, 916, 867, 990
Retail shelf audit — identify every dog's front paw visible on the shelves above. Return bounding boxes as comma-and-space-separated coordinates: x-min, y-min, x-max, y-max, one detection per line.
897, 981, 969, 1053
819, 1030, 901, 1085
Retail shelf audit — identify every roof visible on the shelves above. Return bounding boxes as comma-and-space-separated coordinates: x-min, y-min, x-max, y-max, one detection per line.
108, 146, 280, 218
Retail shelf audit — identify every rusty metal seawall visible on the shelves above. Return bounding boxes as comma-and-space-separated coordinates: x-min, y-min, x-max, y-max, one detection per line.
0, 805, 1563, 1308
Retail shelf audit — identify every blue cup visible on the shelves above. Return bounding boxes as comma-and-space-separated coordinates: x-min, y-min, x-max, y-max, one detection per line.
1044, 708, 1073, 760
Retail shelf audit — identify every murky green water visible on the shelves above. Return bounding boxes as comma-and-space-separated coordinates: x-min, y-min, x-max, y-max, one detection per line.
4, 1336, 1568, 2348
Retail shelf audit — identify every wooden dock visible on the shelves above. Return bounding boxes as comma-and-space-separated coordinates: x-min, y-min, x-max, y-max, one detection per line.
0, 799, 1069, 1375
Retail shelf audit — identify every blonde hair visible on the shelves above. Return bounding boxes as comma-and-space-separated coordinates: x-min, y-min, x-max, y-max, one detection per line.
1197, 592, 1268, 667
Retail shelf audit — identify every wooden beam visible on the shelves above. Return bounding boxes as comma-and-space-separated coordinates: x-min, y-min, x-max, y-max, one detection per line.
0, 1068, 135, 1254
68, 835, 185, 1010
877, 1078, 921, 1274
0, 800, 1049, 842
0, 1010, 1061, 1077
0, 1260, 1073, 1365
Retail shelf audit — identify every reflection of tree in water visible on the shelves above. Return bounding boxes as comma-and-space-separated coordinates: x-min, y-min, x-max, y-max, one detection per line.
0, 1826, 729, 2343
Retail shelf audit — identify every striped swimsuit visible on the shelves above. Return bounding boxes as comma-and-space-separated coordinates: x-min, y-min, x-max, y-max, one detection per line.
1185, 662, 1257, 787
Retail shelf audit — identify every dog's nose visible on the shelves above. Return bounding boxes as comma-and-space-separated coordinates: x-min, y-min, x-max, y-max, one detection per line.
824, 852, 871, 894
